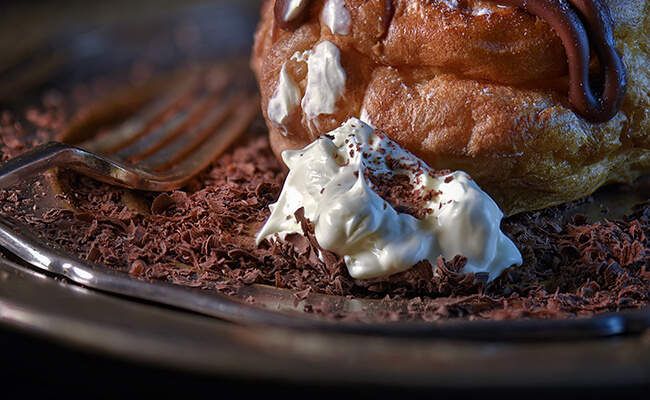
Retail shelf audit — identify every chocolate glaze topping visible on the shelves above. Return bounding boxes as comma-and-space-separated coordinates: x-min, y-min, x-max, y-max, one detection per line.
487, 0, 627, 122
273, 0, 627, 123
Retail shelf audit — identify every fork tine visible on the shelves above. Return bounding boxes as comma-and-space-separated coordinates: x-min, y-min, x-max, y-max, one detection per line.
112, 86, 219, 162
78, 73, 201, 154
58, 72, 184, 145
136, 79, 248, 171
138, 88, 260, 173
165, 92, 260, 180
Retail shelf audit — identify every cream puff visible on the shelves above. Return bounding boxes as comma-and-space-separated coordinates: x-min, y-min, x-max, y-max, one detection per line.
251, 0, 649, 216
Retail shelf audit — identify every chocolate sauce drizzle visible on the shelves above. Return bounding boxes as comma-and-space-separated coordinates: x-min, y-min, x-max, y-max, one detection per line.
273, 0, 627, 122
486, 0, 626, 122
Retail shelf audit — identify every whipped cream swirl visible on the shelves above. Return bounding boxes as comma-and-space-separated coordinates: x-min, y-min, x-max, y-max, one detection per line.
257, 118, 522, 281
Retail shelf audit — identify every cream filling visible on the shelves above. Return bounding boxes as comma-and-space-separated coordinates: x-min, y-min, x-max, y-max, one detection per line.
267, 64, 301, 132
300, 41, 346, 121
268, 41, 346, 133
321, 0, 352, 35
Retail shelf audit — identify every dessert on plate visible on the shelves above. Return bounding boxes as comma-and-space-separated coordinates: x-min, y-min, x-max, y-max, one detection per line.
1, 0, 649, 323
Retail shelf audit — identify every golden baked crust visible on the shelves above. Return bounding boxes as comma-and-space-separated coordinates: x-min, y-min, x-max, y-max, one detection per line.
251, 0, 650, 216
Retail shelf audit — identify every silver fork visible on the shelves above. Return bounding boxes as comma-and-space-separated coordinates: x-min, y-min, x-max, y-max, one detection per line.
0, 65, 260, 191
0, 65, 295, 326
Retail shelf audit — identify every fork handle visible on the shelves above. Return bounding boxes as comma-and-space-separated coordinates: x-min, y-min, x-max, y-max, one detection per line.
0, 141, 82, 188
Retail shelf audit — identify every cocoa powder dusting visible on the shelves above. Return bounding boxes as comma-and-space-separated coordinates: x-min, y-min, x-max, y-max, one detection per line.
1, 88, 649, 323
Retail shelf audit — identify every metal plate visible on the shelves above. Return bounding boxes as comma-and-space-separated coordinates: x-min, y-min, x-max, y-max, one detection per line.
2, 258, 650, 395
1, 0, 650, 395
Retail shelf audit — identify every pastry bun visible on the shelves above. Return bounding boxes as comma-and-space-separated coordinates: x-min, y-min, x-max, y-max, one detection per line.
251, 0, 650, 215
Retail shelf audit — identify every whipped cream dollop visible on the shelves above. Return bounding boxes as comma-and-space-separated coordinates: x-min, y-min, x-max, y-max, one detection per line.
257, 118, 522, 281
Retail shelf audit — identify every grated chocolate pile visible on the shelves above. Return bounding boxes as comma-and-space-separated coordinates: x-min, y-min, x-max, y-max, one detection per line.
1, 87, 649, 322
